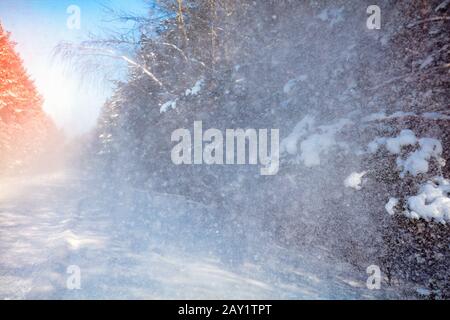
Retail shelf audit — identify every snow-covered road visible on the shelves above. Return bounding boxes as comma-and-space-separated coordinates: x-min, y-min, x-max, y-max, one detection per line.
0, 172, 396, 299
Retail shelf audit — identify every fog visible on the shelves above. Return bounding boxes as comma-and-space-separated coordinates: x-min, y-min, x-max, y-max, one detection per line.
0, 0, 449, 299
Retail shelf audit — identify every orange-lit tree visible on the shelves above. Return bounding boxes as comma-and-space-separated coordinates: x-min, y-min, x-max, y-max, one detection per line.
0, 22, 57, 173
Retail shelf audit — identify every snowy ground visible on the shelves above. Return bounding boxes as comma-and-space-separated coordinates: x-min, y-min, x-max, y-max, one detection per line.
0, 171, 399, 299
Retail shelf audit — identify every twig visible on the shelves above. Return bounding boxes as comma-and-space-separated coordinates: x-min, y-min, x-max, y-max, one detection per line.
407, 16, 450, 28
63, 44, 164, 88
367, 65, 448, 91
162, 42, 188, 61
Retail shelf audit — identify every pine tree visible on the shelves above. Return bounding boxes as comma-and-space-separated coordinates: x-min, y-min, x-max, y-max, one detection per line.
0, 22, 57, 173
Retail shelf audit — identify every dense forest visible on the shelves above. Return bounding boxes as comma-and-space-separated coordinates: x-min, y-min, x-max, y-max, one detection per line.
63, 0, 449, 298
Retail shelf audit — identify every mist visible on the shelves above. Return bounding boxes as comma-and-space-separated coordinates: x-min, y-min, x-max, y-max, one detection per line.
0, 0, 449, 299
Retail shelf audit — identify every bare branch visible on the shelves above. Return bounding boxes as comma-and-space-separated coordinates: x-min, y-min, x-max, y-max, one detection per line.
407, 16, 450, 28
55, 42, 164, 88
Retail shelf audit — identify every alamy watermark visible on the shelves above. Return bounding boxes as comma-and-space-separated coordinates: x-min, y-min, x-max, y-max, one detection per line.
366, 264, 381, 290
66, 265, 81, 290
366, 5, 381, 30
66, 5, 81, 30
171, 121, 280, 175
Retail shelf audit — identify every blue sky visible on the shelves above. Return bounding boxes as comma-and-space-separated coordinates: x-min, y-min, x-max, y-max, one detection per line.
0, 0, 155, 135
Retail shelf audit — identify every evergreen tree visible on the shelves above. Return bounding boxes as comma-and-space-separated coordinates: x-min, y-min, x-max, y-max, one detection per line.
0, 22, 57, 173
